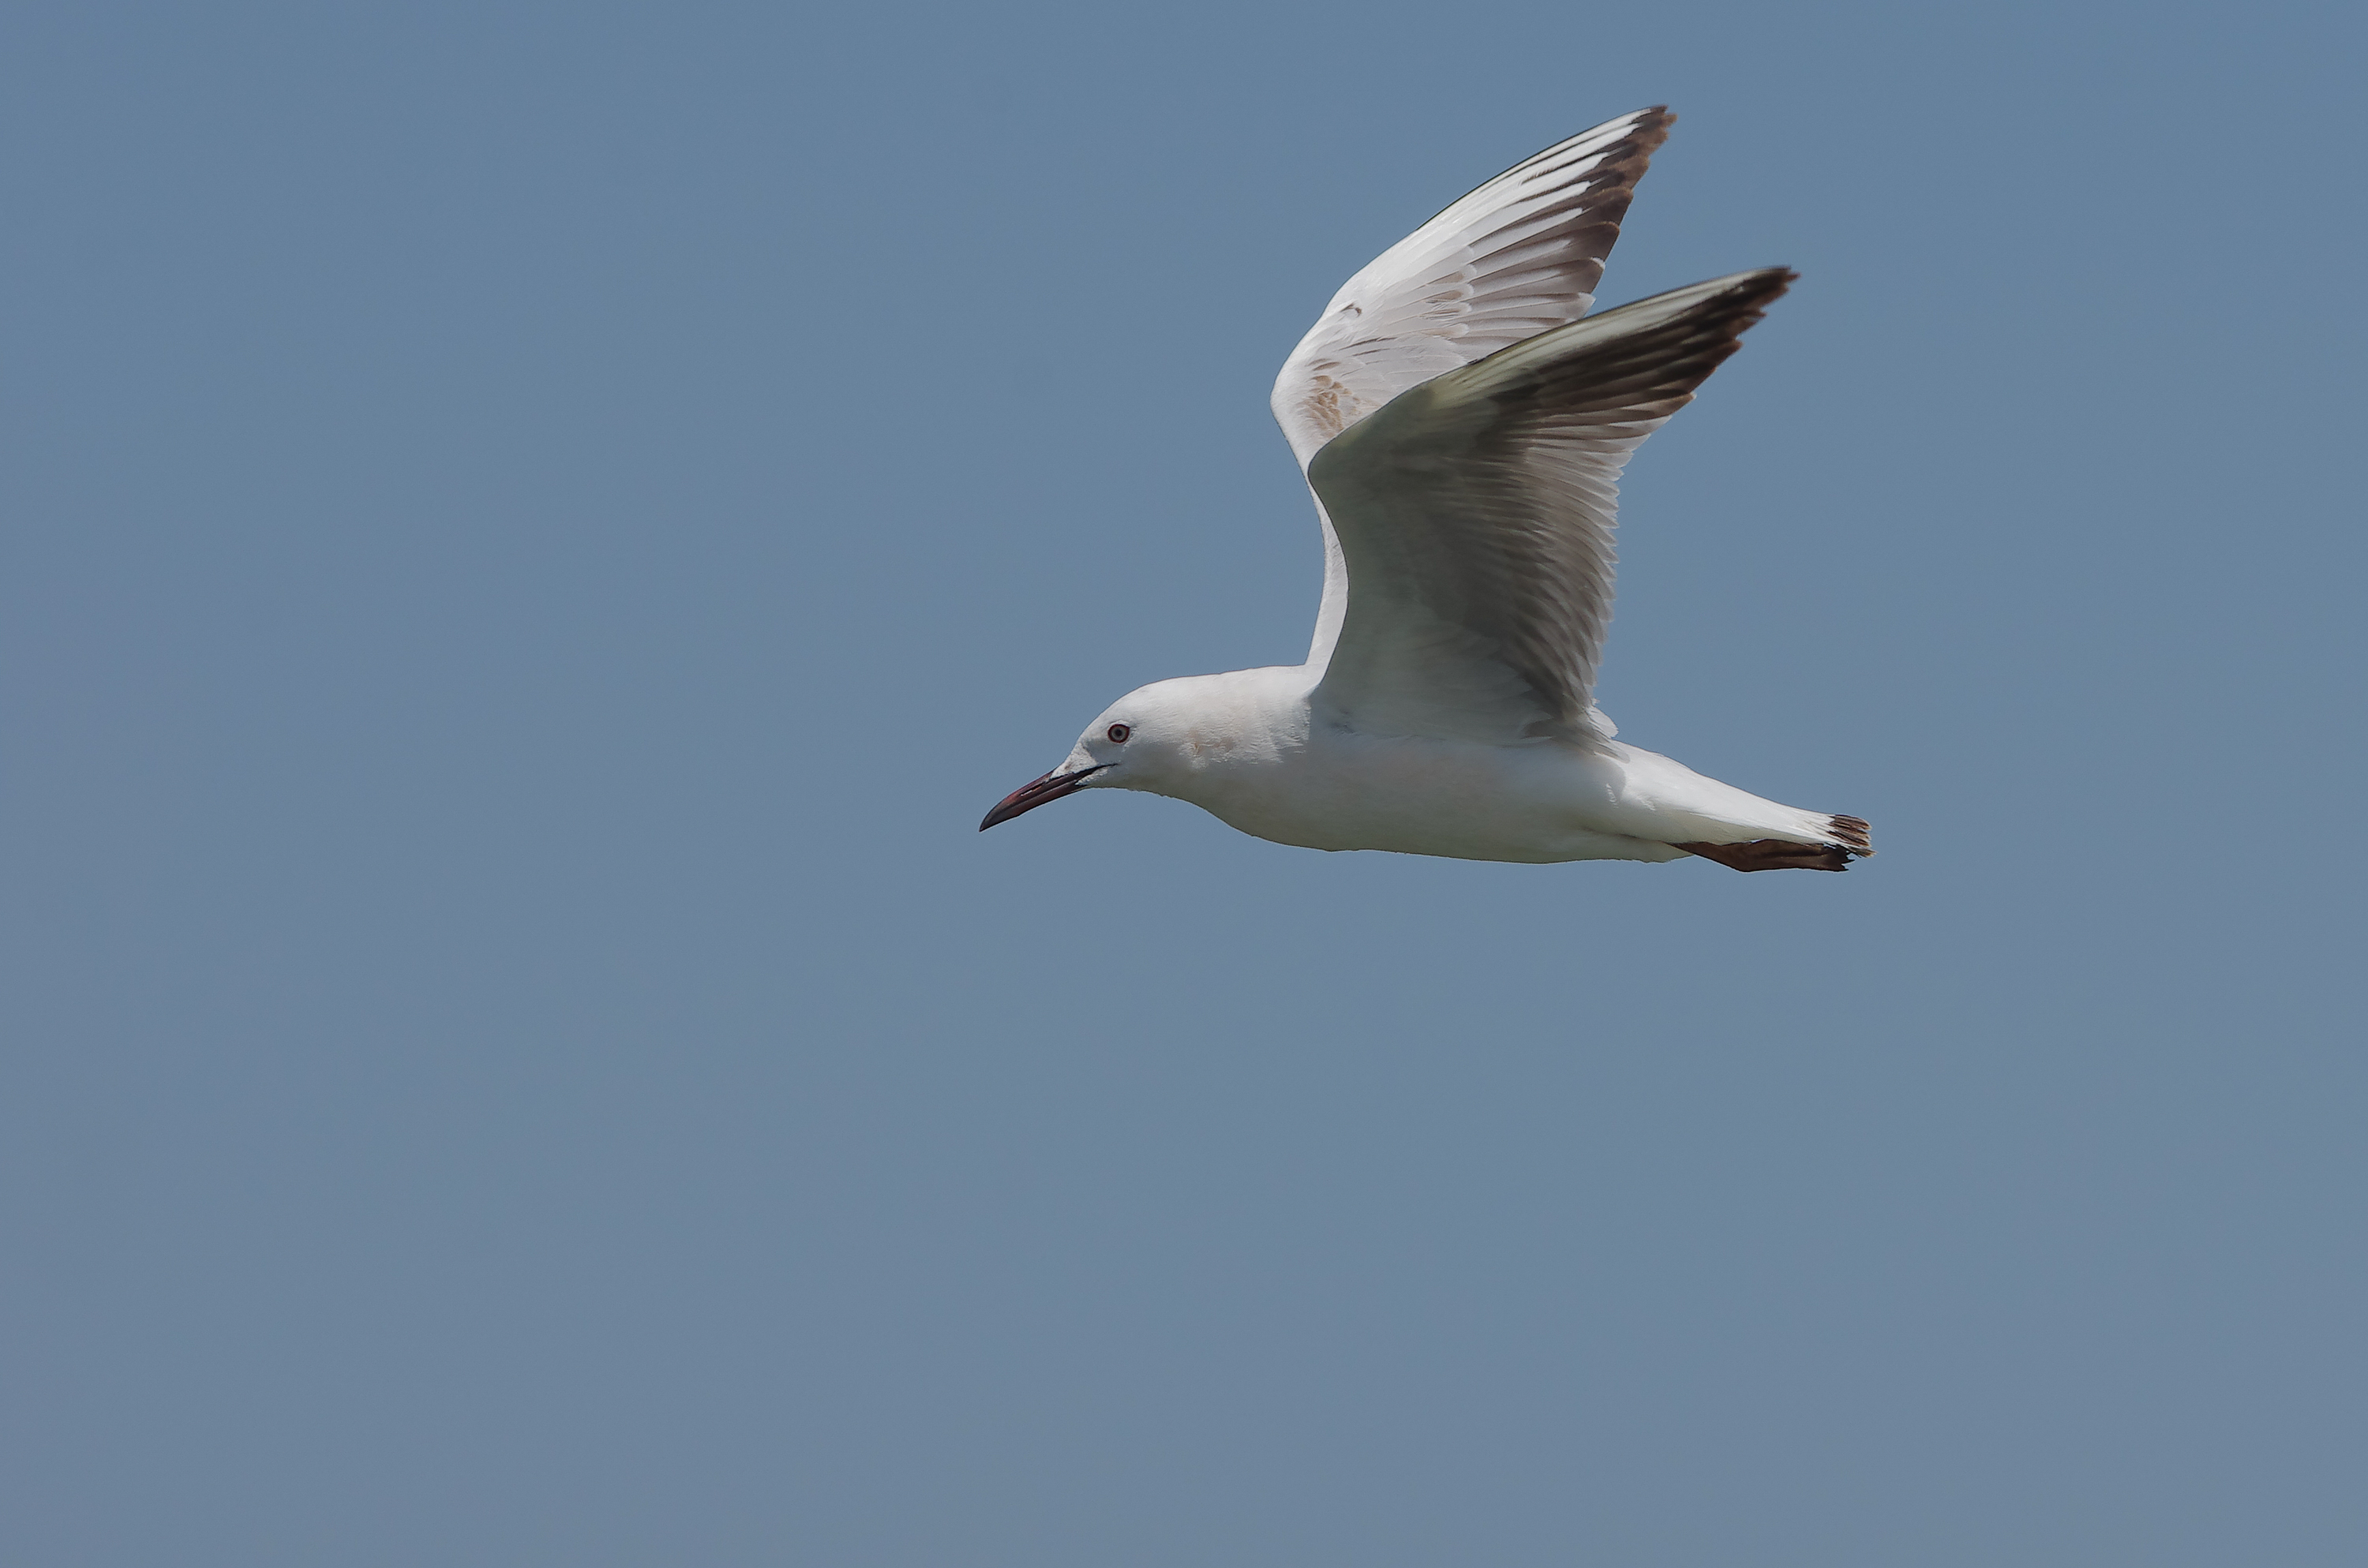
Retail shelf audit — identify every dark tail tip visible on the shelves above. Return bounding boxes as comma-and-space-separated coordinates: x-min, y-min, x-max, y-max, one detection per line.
1827, 815, 1874, 857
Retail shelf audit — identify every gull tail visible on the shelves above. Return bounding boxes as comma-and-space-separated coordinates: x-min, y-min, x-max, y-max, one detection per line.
1674, 815, 1875, 874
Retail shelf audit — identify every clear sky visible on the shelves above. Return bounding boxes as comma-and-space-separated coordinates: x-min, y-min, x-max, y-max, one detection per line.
4, 2, 2363, 1563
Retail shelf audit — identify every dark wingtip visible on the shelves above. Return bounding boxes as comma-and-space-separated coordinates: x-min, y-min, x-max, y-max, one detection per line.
1704, 267, 1799, 342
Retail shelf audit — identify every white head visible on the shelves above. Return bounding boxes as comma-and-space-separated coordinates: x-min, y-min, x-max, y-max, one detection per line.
979, 669, 1296, 832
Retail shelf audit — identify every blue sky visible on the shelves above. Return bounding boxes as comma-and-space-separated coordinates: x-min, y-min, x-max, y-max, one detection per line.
4, 2, 2363, 1563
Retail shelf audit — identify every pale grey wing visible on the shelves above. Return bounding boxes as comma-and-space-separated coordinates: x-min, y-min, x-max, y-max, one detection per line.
1271, 108, 1673, 667
1271, 107, 1673, 470
1306, 268, 1794, 744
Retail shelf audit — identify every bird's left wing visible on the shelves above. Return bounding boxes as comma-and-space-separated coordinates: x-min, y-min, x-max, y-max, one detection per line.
1306, 268, 1793, 744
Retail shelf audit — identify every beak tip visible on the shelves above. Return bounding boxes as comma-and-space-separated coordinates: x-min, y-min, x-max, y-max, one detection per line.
978, 763, 1111, 836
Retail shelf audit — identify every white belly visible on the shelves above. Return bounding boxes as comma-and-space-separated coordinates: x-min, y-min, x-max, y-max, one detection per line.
1167, 729, 1830, 866
1175, 732, 1675, 863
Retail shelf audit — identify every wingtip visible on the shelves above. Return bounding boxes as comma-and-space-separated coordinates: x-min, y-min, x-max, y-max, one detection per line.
1624, 106, 1675, 151
1722, 266, 1798, 314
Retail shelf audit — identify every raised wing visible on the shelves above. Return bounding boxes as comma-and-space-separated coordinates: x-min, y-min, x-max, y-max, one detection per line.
1274, 110, 1673, 668
1271, 107, 1673, 470
1305, 268, 1794, 744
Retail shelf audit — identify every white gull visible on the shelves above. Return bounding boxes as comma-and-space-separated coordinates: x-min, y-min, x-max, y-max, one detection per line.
983, 107, 1872, 874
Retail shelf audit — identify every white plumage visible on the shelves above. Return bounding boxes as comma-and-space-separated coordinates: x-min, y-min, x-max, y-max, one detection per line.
984, 109, 1872, 874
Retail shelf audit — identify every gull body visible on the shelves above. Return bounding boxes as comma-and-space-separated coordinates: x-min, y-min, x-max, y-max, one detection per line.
1032, 666, 1841, 866
984, 109, 1872, 874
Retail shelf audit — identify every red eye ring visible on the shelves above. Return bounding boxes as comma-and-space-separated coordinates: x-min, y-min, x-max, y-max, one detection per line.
1106, 723, 1132, 743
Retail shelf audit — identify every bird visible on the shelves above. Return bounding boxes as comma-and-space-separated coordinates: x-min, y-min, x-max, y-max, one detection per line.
980, 107, 1872, 874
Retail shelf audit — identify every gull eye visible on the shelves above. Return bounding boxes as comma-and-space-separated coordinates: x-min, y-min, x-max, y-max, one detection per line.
1106, 723, 1132, 743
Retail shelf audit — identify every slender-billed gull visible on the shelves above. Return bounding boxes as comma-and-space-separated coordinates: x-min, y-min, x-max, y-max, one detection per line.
983, 107, 1872, 872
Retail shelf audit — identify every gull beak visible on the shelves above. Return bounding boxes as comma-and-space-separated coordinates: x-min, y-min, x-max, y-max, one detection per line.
979, 764, 1110, 831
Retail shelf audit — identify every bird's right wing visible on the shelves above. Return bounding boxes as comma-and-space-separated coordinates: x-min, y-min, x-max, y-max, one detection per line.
1306, 268, 1795, 745
1270, 107, 1673, 470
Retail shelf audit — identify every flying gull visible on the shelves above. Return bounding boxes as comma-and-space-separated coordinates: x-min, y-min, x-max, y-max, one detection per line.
982, 107, 1872, 873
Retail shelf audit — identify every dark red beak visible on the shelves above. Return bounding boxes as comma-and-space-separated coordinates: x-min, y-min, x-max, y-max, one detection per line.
979, 764, 1111, 831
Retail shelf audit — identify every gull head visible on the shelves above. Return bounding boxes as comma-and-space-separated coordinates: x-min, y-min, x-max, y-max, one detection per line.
978, 670, 1291, 832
